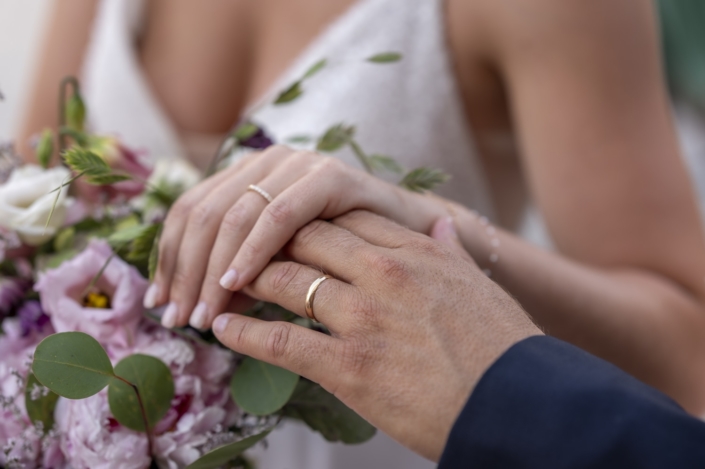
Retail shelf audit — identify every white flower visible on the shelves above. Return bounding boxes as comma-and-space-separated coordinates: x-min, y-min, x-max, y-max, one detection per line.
149, 158, 201, 190
0, 165, 72, 246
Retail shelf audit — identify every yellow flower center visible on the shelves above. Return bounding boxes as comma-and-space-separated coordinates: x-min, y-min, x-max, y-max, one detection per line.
83, 291, 111, 309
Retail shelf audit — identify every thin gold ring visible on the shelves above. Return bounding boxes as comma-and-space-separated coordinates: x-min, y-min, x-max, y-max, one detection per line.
305, 275, 332, 323
247, 184, 273, 203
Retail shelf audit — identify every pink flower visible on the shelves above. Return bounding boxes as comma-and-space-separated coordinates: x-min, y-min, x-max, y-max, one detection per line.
55, 393, 151, 469
0, 318, 55, 468
35, 239, 148, 348
57, 324, 238, 469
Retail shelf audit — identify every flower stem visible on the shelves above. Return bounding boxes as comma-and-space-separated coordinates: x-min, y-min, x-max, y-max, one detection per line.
115, 375, 154, 459
58, 77, 80, 154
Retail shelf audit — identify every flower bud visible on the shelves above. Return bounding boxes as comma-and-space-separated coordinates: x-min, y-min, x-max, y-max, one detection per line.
36, 129, 54, 168
66, 93, 86, 132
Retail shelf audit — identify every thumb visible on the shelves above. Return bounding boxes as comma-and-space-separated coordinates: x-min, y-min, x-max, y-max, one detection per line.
430, 217, 474, 264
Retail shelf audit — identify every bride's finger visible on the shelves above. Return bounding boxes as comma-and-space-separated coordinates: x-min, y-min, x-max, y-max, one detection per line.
222, 159, 369, 291
244, 261, 359, 333
212, 314, 340, 388
147, 154, 257, 309
157, 146, 289, 328
190, 151, 320, 330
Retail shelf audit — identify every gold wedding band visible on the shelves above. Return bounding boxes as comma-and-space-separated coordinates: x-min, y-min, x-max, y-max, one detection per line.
247, 184, 273, 203
305, 275, 332, 323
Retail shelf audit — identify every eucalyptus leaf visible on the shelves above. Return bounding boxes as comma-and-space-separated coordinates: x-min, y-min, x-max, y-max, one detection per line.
303, 58, 327, 79
399, 167, 450, 192
25, 372, 59, 432
186, 430, 271, 469
367, 52, 403, 63
283, 380, 376, 444
367, 154, 404, 174
32, 332, 115, 399
53, 227, 75, 252
108, 354, 174, 432
230, 357, 299, 416
108, 224, 153, 247
316, 124, 356, 152
36, 129, 54, 169
274, 81, 303, 105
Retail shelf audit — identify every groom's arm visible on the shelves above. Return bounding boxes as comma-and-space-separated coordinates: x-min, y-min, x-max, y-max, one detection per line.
439, 336, 705, 468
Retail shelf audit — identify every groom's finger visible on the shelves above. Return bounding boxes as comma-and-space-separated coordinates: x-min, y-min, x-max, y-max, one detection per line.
245, 261, 359, 332
333, 210, 428, 249
212, 314, 338, 386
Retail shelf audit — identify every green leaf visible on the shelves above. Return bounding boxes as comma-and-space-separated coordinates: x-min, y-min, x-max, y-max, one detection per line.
108, 354, 174, 432
367, 52, 403, 63
40, 249, 79, 270
303, 58, 327, 79
108, 223, 153, 247
126, 224, 160, 263
148, 226, 161, 282
283, 380, 376, 444
58, 127, 89, 147
316, 124, 356, 152
186, 430, 271, 469
53, 227, 76, 252
233, 122, 259, 141
62, 148, 132, 186
87, 173, 131, 185
285, 135, 313, 144
367, 154, 404, 174
36, 129, 54, 168
230, 357, 300, 416
399, 167, 450, 193
32, 332, 115, 399
274, 81, 303, 105
66, 93, 86, 132
25, 372, 59, 433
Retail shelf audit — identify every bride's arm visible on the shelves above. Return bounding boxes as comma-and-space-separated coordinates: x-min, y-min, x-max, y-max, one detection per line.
449, 0, 705, 414
15, 0, 98, 160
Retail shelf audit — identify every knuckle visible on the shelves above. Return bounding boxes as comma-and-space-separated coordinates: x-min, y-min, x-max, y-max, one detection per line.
367, 253, 411, 283
290, 150, 318, 165
221, 201, 250, 233
269, 262, 302, 297
188, 203, 216, 228
264, 322, 292, 360
264, 199, 294, 226
317, 156, 345, 174
167, 197, 194, 221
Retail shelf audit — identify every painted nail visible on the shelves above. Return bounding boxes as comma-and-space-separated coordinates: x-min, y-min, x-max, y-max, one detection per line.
161, 302, 178, 328
432, 217, 457, 241
189, 302, 208, 330
143, 284, 160, 309
212, 314, 230, 335
219, 269, 239, 290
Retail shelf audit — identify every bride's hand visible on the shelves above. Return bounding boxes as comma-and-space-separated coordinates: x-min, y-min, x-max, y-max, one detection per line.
146, 145, 450, 330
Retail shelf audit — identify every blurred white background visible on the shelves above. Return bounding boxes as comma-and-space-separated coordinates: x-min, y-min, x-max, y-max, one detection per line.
0, 0, 52, 142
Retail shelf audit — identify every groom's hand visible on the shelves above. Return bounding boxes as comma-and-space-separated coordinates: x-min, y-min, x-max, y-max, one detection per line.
213, 211, 541, 461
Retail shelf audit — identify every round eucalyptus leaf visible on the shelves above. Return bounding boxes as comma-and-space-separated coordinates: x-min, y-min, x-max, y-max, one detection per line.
186, 430, 271, 469
32, 332, 114, 399
230, 358, 299, 416
108, 354, 174, 432
25, 372, 59, 432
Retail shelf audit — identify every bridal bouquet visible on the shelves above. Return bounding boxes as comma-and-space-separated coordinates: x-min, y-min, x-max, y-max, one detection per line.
0, 53, 446, 469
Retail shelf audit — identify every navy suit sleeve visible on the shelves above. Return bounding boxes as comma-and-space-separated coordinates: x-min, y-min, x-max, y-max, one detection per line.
438, 336, 705, 469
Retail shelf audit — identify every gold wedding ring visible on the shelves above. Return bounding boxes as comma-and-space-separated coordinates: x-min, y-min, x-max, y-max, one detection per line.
305, 275, 332, 323
247, 184, 273, 203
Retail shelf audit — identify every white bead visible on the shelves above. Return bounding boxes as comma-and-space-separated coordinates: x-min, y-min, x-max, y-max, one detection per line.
489, 253, 499, 263
491, 238, 500, 247
479, 216, 489, 226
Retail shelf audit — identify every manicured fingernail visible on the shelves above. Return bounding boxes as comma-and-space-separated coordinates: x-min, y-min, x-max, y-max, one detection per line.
432, 217, 457, 240
143, 284, 159, 309
213, 315, 230, 335
189, 302, 208, 330
161, 302, 178, 328
219, 269, 239, 290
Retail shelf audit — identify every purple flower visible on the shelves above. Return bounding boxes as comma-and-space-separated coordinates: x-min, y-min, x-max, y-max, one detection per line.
34, 239, 148, 347
239, 127, 274, 150
17, 300, 50, 337
0, 276, 28, 317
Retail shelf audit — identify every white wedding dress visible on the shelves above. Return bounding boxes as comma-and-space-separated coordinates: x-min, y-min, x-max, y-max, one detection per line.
81, 0, 548, 467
